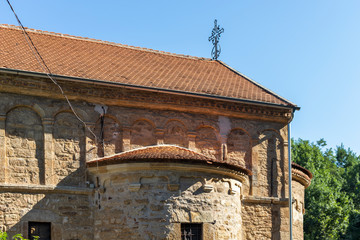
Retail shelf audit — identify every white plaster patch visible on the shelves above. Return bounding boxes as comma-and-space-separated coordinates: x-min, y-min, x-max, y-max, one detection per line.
218, 116, 231, 143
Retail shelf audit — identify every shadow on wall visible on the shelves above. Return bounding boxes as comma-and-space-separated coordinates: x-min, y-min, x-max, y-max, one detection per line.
4, 173, 214, 239
227, 128, 251, 169
258, 130, 285, 199
53, 112, 86, 187
257, 130, 286, 240
94, 115, 122, 157
5, 107, 45, 185
4, 108, 88, 188
3, 169, 94, 240
3, 108, 92, 239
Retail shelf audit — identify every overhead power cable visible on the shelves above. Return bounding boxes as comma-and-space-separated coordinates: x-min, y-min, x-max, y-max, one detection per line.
5, 0, 98, 143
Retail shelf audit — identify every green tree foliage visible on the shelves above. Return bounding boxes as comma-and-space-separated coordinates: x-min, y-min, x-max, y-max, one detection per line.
292, 139, 360, 240
0, 231, 38, 240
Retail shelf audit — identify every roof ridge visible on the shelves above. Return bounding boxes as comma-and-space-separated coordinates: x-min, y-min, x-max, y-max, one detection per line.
0, 24, 211, 61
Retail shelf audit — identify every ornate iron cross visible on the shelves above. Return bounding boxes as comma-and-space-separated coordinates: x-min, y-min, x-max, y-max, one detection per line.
208, 19, 224, 60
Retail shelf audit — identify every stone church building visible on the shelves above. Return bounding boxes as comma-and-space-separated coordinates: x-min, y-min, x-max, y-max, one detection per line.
0, 24, 312, 239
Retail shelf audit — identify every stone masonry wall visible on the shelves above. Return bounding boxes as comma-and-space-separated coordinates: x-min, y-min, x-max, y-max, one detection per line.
242, 201, 290, 240
0, 191, 94, 240
0, 80, 295, 240
0, 91, 289, 197
256, 130, 286, 198
90, 167, 243, 240
242, 202, 272, 239
292, 180, 305, 240
53, 112, 85, 186
5, 107, 44, 185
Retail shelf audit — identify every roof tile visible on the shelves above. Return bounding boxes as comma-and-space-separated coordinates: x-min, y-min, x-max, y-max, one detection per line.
87, 145, 252, 175
0, 24, 295, 107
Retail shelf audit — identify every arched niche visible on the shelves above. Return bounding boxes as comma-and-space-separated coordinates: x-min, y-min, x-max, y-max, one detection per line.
94, 115, 122, 157
258, 130, 284, 197
227, 128, 251, 168
130, 119, 156, 149
53, 112, 85, 186
5, 107, 44, 184
164, 120, 188, 148
195, 126, 221, 160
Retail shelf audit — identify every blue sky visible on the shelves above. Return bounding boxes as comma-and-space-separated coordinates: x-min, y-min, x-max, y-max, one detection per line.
1, 0, 359, 155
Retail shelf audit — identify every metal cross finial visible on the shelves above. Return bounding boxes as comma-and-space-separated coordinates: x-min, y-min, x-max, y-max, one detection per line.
208, 19, 224, 60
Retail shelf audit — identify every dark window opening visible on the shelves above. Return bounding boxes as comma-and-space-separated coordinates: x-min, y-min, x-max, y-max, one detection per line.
181, 223, 202, 240
28, 222, 51, 240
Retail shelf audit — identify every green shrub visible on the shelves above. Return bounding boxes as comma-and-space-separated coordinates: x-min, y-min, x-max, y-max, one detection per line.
0, 231, 39, 240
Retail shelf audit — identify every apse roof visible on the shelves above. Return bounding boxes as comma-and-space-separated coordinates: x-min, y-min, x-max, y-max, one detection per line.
0, 24, 297, 109
86, 145, 252, 175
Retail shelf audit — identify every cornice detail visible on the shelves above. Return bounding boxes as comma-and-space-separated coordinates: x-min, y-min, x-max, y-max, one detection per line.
292, 169, 311, 188
0, 73, 292, 122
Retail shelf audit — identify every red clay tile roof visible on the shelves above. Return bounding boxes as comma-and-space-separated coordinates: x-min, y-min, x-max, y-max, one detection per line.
291, 162, 312, 188
0, 24, 296, 108
87, 145, 252, 175
292, 162, 312, 179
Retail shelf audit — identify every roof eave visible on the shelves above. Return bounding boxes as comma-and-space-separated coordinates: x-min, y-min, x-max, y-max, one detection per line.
0, 67, 300, 111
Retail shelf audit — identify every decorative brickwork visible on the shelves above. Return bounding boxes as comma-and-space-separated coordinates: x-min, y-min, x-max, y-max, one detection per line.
227, 128, 251, 168
94, 115, 122, 157
130, 119, 156, 149
0, 74, 293, 123
195, 126, 221, 160
164, 120, 188, 148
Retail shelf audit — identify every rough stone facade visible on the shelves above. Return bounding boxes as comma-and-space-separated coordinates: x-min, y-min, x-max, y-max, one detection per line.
0, 191, 93, 239
0, 75, 311, 239
90, 166, 244, 240
0, 25, 312, 239
5, 107, 44, 185
291, 179, 306, 240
